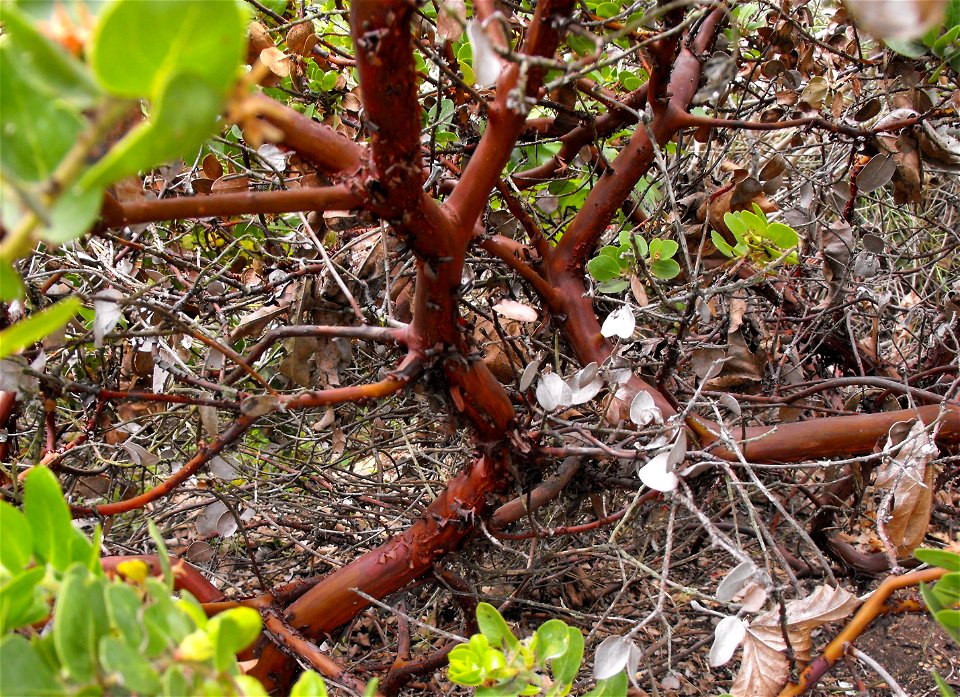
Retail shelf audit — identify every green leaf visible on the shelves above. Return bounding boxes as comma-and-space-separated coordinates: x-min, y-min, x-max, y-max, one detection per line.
23, 466, 74, 569
0, 259, 25, 302
0, 43, 84, 183
651, 258, 681, 280
585, 671, 628, 696
651, 238, 678, 260
0, 566, 48, 633
0, 635, 62, 697
932, 573, 960, 606
535, 619, 570, 663
0, 297, 80, 360
207, 606, 262, 672
914, 548, 960, 571
934, 671, 958, 697
0, 3, 101, 108
723, 211, 749, 240
587, 255, 622, 282
148, 521, 174, 589
53, 565, 108, 684
291, 670, 329, 697
552, 627, 584, 685
765, 222, 799, 250
90, 0, 246, 99
596, 279, 629, 294
934, 608, 960, 643
82, 72, 224, 189
711, 231, 736, 257
100, 636, 162, 694
0, 502, 33, 573
161, 665, 191, 697
104, 582, 145, 648
41, 182, 104, 244
476, 602, 519, 651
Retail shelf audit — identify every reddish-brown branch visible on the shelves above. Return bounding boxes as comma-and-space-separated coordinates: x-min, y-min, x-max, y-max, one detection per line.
447, 0, 576, 240
674, 110, 922, 138
247, 93, 364, 175
71, 413, 258, 517
778, 567, 946, 696
100, 185, 363, 228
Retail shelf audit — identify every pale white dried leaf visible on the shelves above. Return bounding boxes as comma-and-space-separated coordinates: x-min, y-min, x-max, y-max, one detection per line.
493, 299, 538, 322
210, 455, 238, 480
197, 501, 228, 536
122, 442, 159, 468
710, 615, 748, 667
519, 358, 541, 392
716, 561, 757, 602
466, 20, 500, 87
258, 143, 288, 172
638, 451, 678, 492
199, 405, 219, 438
216, 511, 238, 538
569, 377, 602, 405
601, 306, 636, 339
93, 289, 124, 348
536, 372, 572, 411
594, 635, 638, 680
629, 390, 662, 426
731, 584, 859, 696
241, 395, 281, 418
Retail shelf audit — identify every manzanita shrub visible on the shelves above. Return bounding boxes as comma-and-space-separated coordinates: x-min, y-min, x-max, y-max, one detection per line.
447, 602, 634, 697
0, 468, 334, 696
710, 205, 800, 266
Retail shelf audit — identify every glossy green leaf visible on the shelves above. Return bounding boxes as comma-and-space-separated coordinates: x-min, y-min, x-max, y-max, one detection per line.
765, 222, 800, 249
535, 619, 570, 663
22, 466, 74, 569
585, 671, 628, 696
552, 627, 584, 685
933, 671, 958, 697
53, 565, 108, 684
148, 521, 174, 588
0, 635, 61, 697
0, 502, 32, 574
161, 665, 191, 697
914, 548, 960, 571
723, 211, 748, 240
650, 238, 678, 260
651, 258, 681, 280
291, 670, 329, 697
100, 636, 162, 694
711, 231, 736, 257
934, 608, 959, 642
0, 297, 80, 360
0, 3, 100, 108
104, 582, 145, 648
476, 602, 519, 651
207, 606, 262, 672
0, 259, 25, 302
932, 573, 960, 606
0, 567, 48, 633
82, 72, 223, 188
90, 0, 246, 99
41, 182, 104, 244
0, 43, 84, 183
587, 255, 622, 282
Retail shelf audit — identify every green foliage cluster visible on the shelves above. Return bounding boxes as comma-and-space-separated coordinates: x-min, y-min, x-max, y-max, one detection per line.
0, 468, 332, 696
447, 602, 633, 697
915, 547, 960, 697
587, 230, 681, 293
0, 0, 247, 356
710, 205, 800, 266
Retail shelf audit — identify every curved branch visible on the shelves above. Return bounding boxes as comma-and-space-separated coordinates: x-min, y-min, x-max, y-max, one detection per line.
100, 184, 363, 228
101, 554, 224, 603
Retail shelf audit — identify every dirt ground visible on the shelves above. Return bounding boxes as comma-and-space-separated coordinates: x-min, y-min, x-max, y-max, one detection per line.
816, 612, 958, 697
